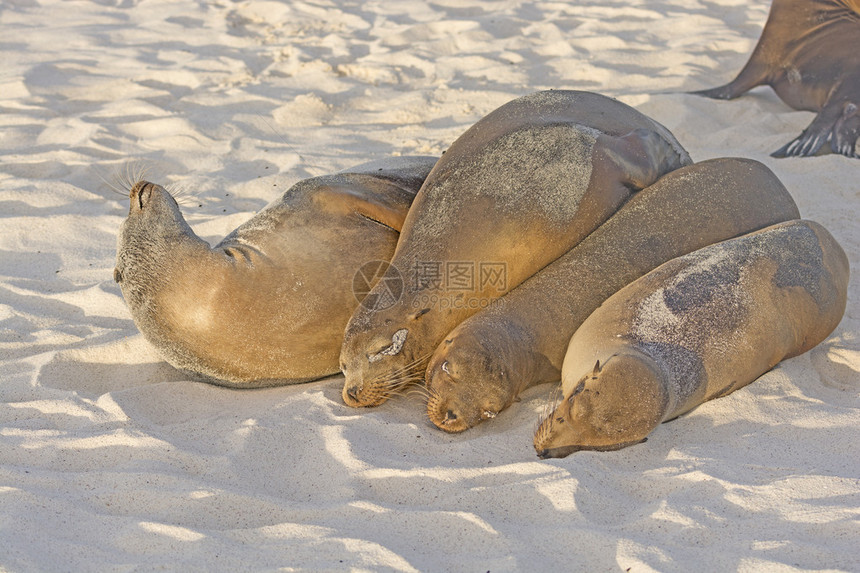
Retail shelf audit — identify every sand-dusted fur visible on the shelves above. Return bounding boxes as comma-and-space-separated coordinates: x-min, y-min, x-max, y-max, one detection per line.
535, 220, 849, 458
115, 157, 436, 387
339, 90, 692, 408
426, 158, 800, 432
692, 0, 860, 157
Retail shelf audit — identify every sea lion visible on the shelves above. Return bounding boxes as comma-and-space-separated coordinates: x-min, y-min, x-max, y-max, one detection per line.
426, 158, 800, 432
692, 0, 860, 158
340, 90, 692, 407
114, 156, 437, 388
534, 219, 849, 458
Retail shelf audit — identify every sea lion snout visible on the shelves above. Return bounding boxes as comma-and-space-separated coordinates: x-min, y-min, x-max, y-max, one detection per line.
426, 360, 504, 432
129, 180, 152, 204
426, 358, 467, 431
127, 181, 170, 213
535, 445, 582, 460
341, 369, 372, 407
341, 377, 389, 408
343, 383, 361, 406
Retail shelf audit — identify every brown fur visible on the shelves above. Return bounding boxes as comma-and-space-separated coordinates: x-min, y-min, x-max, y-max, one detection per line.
339, 90, 691, 408
535, 220, 849, 458
426, 158, 800, 432
115, 157, 436, 387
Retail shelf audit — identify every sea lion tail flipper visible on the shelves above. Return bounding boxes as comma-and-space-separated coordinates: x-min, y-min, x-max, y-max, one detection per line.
689, 60, 769, 100
690, 83, 747, 100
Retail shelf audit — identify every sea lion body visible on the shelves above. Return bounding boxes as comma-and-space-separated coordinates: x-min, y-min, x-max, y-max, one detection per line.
426, 158, 800, 432
693, 0, 860, 157
534, 219, 849, 458
114, 156, 436, 388
340, 90, 692, 407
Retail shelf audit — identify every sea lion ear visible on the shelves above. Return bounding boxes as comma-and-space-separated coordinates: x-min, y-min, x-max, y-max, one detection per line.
592, 360, 601, 377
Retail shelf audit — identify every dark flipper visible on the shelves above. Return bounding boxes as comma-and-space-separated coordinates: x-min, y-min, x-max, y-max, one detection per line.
689, 58, 770, 100
831, 103, 860, 158
690, 83, 746, 100
599, 128, 692, 192
771, 101, 857, 158
771, 130, 829, 158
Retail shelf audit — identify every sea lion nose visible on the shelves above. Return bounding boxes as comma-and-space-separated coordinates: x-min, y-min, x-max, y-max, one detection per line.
445, 410, 457, 422
346, 386, 360, 402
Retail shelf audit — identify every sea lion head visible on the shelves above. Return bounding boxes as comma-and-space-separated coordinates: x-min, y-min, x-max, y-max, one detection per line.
340, 304, 434, 407
425, 329, 523, 433
533, 352, 668, 459
114, 180, 202, 306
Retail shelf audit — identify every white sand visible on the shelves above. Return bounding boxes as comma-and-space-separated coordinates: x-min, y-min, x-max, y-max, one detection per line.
1, 0, 858, 570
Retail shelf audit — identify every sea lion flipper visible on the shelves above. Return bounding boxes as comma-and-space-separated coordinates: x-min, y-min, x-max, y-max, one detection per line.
689, 66, 767, 99
690, 56, 771, 100
690, 84, 739, 100
349, 190, 412, 232
599, 128, 689, 191
311, 180, 413, 232
770, 133, 821, 158
770, 103, 848, 158
831, 102, 860, 158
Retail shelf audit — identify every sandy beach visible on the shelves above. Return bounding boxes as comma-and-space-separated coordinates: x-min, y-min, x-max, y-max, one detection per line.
1, 0, 858, 570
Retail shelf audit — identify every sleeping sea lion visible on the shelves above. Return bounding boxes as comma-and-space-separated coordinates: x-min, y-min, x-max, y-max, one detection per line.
693, 0, 860, 158
426, 158, 800, 432
340, 90, 692, 407
114, 156, 436, 388
534, 219, 849, 458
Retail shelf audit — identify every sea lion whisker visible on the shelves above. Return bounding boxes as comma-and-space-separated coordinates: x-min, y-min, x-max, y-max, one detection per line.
114, 160, 153, 193
534, 385, 564, 448
122, 161, 138, 191
165, 182, 200, 206
391, 385, 432, 400
425, 386, 442, 407
385, 351, 433, 378
535, 384, 563, 434
366, 353, 434, 392
96, 168, 131, 198
131, 160, 152, 187
379, 374, 426, 391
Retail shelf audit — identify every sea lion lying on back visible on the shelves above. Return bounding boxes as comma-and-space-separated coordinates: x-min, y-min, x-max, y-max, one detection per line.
425, 158, 800, 433
339, 90, 692, 408
693, 0, 860, 158
534, 219, 849, 458
114, 156, 436, 388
